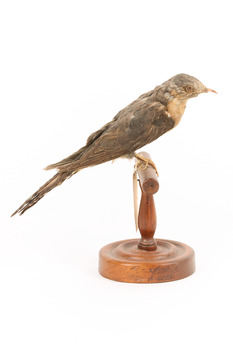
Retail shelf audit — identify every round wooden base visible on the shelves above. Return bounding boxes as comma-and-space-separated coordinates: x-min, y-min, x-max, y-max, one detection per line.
99, 238, 195, 283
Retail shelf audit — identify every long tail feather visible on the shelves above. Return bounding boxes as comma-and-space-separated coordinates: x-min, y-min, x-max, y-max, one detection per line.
11, 171, 75, 216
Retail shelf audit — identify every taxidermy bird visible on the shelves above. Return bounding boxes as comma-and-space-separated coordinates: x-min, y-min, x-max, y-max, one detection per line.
12, 73, 216, 216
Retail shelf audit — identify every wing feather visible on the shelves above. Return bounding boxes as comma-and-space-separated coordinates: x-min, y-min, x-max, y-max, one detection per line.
56, 102, 174, 172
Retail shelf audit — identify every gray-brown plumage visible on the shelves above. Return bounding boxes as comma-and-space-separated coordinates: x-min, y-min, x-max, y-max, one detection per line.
12, 73, 216, 216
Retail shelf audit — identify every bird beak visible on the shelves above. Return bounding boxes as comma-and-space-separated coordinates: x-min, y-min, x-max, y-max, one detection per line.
204, 87, 217, 94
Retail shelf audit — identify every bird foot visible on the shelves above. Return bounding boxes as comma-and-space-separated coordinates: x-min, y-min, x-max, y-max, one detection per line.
134, 153, 159, 176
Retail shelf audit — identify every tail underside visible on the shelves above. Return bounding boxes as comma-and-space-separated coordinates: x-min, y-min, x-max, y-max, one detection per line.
11, 171, 75, 216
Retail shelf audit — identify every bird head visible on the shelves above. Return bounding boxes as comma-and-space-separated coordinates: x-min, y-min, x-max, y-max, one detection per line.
169, 73, 217, 100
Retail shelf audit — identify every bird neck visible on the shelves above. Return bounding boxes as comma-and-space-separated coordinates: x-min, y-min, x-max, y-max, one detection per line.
166, 97, 187, 127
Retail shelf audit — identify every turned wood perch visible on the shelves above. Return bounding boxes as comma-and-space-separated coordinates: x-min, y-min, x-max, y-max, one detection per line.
99, 151, 195, 283
135, 152, 159, 251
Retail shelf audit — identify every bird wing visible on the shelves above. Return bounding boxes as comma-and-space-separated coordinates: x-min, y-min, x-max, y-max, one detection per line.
44, 121, 113, 170
11, 99, 175, 216
55, 101, 175, 172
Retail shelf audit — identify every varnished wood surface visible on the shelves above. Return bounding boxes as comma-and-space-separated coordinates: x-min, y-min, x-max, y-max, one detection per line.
138, 185, 157, 250
99, 239, 195, 283
99, 151, 195, 283
136, 151, 158, 250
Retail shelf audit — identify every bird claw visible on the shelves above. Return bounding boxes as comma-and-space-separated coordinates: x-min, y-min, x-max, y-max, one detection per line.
137, 161, 148, 171
135, 154, 159, 176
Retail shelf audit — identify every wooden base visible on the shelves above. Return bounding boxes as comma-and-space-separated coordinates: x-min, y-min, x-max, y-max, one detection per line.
99, 238, 195, 283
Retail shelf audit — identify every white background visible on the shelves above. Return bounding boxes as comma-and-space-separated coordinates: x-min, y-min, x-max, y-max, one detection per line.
0, 0, 232, 349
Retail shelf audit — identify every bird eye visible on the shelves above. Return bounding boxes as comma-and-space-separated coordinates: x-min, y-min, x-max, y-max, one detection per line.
185, 85, 193, 92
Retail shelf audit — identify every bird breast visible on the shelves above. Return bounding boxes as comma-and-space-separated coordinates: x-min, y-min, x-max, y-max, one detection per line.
167, 97, 187, 126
